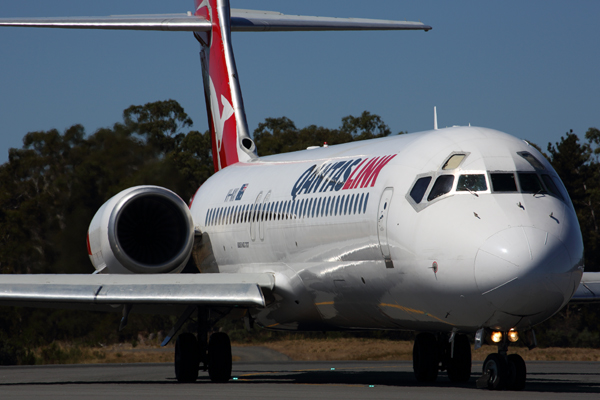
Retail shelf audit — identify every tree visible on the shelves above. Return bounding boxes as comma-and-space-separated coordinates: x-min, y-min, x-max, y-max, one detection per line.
253, 111, 394, 156
0, 100, 214, 275
547, 130, 600, 272
340, 111, 392, 140
0, 100, 219, 364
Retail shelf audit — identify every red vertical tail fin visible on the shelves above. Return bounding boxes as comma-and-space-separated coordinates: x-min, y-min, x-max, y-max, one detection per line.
194, 0, 257, 172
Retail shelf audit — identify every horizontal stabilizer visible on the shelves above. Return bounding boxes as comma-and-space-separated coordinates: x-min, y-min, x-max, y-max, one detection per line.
0, 14, 211, 32
231, 9, 431, 32
0, 273, 274, 308
570, 272, 600, 303
0, 10, 431, 32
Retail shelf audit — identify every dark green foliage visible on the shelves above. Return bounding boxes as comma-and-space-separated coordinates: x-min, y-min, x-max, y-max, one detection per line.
253, 111, 398, 156
547, 129, 600, 272
0, 100, 211, 276
536, 304, 600, 348
533, 128, 600, 348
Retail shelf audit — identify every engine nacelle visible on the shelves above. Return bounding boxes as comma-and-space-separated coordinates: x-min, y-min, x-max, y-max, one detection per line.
87, 186, 195, 274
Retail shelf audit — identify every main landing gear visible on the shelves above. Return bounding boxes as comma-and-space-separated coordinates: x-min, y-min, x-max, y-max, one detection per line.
173, 307, 233, 383
412, 332, 472, 384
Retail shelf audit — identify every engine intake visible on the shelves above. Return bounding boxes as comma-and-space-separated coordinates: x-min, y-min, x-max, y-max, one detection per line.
87, 186, 194, 274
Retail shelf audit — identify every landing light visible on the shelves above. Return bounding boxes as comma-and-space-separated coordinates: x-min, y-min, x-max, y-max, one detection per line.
508, 329, 519, 343
491, 331, 503, 343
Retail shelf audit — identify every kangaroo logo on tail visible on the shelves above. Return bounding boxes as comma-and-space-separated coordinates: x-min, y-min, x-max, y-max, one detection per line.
195, 0, 256, 172
209, 78, 235, 170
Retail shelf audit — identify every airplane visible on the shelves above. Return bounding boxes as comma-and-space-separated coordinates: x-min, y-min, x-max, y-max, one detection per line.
1, 0, 600, 391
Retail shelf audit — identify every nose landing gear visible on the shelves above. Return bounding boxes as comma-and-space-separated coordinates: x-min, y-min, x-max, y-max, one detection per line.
477, 331, 527, 391
412, 330, 528, 390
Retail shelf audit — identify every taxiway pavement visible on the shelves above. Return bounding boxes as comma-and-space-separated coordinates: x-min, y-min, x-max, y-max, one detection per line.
1, 352, 599, 399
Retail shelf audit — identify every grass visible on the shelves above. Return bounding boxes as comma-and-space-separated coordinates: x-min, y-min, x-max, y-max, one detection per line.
29, 342, 175, 365
259, 338, 600, 362
22, 338, 600, 365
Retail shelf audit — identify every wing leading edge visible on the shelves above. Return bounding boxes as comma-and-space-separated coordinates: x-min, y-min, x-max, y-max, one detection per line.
0, 273, 274, 308
0, 10, 431, 32
570, 272, 600, 303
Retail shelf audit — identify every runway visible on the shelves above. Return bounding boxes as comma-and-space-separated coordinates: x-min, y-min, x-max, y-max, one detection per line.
1, 355, 600, 399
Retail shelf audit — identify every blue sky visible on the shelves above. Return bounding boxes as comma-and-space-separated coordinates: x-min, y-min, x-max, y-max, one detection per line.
0, 1, 598, 163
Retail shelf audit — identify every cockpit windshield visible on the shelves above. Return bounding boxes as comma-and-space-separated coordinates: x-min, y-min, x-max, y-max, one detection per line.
409, 176, 432, 204
406, 151, 570, 211
518, 173, 544, 193
427, 175, 454, 201
457, 174, 487, 192
541, 175, 565, 201
490, 173, 517, 192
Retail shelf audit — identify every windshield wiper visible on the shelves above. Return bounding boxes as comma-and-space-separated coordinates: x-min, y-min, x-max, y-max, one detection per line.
465, 187, 479, 197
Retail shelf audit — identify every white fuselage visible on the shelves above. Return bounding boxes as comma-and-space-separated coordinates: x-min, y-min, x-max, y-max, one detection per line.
190, 126, 584, 333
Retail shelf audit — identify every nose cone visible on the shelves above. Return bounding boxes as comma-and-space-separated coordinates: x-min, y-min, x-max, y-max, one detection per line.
475, 227, 577, 318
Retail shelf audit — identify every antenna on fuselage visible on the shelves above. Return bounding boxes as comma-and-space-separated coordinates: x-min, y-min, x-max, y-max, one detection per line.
434, 106, 438, 130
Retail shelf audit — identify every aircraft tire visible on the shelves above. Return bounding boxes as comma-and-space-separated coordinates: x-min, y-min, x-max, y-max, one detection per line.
447, 334, 471, 383
208, 332, 232, 383
482, 353, 508, 390
175, 333, 199, 383
507, 354, 526, 391
413, 332, 439, 382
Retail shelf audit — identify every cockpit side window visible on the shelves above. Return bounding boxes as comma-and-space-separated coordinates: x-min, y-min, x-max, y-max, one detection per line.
491, 173, 517, 192
541, 174, 565, 200
410, 176, 432, 204
457, 174, 487, 192
518, 173, 544, 193
427, 175, 454, 201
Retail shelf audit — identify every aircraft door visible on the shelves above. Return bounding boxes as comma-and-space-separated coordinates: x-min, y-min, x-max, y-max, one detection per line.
250, 192, 262, 242
377, 187, 394, 268
259, 191, 271, 241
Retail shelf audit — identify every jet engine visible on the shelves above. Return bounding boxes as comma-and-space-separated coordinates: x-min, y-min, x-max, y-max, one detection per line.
87, 186, 195, 274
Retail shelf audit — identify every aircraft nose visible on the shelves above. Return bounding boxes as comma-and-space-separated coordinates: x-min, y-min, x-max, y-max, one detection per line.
474, 227, 576, 317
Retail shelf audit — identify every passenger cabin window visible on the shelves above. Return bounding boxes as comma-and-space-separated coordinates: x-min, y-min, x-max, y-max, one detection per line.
491, 173, 517, 192
442, 154, 466, 170
427, 175, 454, 201
518, 151, 545, 170
457, 174, 487, 192
410, 176, 432, 204
518, 173, 544, 193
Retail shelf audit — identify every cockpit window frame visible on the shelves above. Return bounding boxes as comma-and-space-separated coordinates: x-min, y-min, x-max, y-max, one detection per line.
517, 172, 545, 194
405, 172, 436, 211
409, 176, 433, 204
427, 175, 455, 201
517, 151, 546, 171
489, 172, 519, 193
440, 152, 471, 171
406, 169, 491, 212
456, 173, 488, 193
488, 170, 571, 205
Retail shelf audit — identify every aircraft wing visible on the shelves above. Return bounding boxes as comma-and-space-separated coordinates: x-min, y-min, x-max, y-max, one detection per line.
0, 273, 274, 310
0, 10, 431, 32
570, 272, 600, 303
